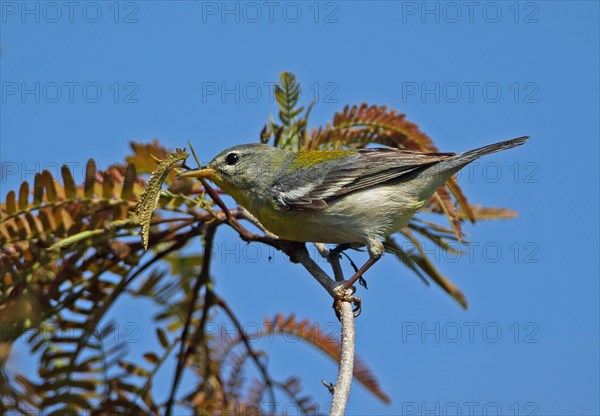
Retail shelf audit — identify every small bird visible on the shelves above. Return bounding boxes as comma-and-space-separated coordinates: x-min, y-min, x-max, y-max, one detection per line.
180, 136, 528, 289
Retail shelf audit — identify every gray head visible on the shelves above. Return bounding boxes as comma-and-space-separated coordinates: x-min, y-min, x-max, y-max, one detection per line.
176, 144, 290, 210
206, 144, 287, 189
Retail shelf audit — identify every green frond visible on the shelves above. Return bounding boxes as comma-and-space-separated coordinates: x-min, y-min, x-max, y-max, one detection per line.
134, 148, 189, 250
261, 72, 313, 151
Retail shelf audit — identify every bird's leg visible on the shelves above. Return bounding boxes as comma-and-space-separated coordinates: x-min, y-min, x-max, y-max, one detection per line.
333, 240, 383, 317
340, 238, 384, 292
340, 254, 381, 291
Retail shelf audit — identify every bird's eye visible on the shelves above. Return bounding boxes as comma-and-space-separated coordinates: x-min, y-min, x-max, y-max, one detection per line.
225, 153, 239, 166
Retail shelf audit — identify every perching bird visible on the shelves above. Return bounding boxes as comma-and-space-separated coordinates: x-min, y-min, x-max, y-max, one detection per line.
180, 136, 528, 289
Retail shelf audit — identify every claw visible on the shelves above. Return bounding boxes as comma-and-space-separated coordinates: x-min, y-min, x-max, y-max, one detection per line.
351, 296, 362, 317
332, 288, 362, 319
322, 379, 335, 395
358, 276, 368, 289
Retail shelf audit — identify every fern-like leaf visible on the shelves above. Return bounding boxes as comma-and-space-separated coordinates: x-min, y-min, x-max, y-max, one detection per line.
257, 314, 391, 404
308, 103, 437, 151
457, 205, 518, 220
262, 72, 311, 151
134, 148, 189, 250
399, 230, 468, 308
433, 186, 463, 241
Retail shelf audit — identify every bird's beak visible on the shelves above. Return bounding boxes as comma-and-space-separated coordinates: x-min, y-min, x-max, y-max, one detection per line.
178, 167, 216, 179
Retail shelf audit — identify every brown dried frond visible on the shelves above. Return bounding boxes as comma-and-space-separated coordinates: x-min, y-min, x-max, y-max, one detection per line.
433, 186, 463, 241
262, 314, 391, 404
307, 103, 437, 151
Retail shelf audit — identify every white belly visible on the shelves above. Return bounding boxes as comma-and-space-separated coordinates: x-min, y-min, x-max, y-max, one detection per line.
260, 184, 424, 245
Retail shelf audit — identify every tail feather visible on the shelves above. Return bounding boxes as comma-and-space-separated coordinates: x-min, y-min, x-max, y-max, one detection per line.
414, 136, 529, 200
457, 136, 529, 164
437, 136, 529, 173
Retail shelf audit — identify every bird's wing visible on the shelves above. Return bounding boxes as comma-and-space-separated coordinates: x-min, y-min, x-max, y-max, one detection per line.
271, 148, 455, 210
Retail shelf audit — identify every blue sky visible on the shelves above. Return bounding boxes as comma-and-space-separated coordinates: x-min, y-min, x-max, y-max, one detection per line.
1, 1, 598, 414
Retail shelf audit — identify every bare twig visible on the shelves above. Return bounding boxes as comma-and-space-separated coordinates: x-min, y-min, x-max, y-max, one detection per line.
215, 293, 277, 407
201, 181, 338, 295
313, 242, 330, 259
328, 247, 346, 283
238, 206, 279, 239
201, 179, 243, 229
330, 296, 356, 416
312, 243, 345, 282
290, 245, 337, 297
165, 223, 216, 416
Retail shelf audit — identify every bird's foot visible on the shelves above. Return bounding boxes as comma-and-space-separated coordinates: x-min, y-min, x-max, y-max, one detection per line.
333, 285, 362, 318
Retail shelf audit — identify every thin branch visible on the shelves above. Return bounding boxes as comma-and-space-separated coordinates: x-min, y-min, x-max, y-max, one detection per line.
184, 269, 219, 398
290, 244, 337, 297
67, 233, 195, 386
201, 179, 240, 227
312, 243, 345, 282
330, 296, 356, 416
133, 338, 177, 410
238, 206, 279, 239
313, 242, 330, 259
165, 222, 216, 416
200, 181, 278, 246
214, 293, 277, 408
201, 181, 338, 296
191, 288, 215, 392
328, 248, 346, 283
